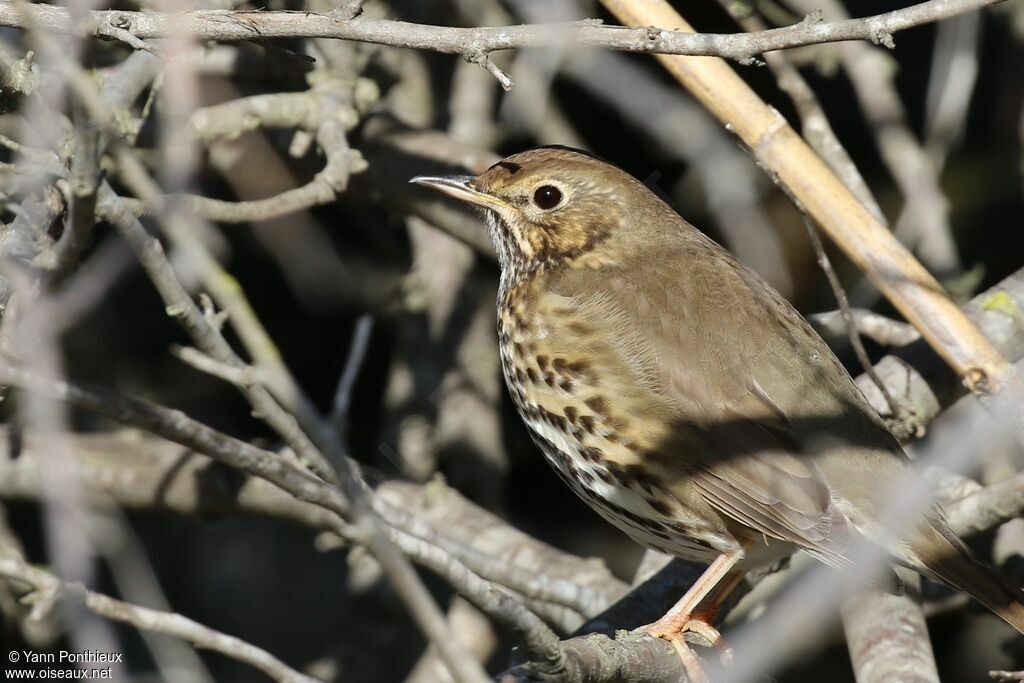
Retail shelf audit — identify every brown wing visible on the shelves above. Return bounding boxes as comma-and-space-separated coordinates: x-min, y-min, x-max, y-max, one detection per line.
546, 230, 900, 569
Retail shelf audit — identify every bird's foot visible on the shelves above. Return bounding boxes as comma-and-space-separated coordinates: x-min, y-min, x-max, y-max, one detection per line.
640, 611, 732, 683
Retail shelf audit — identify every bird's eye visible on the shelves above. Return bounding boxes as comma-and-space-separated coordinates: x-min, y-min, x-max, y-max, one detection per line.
533, 185, 563, 210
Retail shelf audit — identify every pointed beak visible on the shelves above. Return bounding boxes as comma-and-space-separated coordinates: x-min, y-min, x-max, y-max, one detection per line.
409, 175, 508, 212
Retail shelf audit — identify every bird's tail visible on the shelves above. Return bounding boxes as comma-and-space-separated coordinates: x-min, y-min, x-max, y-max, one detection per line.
914, 520, 1024, 633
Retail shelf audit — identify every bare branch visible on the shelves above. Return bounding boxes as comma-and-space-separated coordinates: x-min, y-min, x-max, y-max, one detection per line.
499, 633, 687, 683
35, 99, 100, 277
0, 0, 1002, 63
841, 578, 941, 683
115, 86, 369, 222
170, 344, 262, 386
809, 309, 922, 347
944, 471, 1024, 537
855, 264, 1024, 438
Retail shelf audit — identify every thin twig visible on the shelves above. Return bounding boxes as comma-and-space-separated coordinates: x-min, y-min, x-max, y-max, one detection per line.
117, 87, 366, 222
170, 345, 261, 386
780, 179, 905, 418
38, 98, 100, 277
330, 313, 373, 428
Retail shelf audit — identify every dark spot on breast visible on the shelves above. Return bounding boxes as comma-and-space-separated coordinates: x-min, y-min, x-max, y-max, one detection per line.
568, 322, 593, 335
564, 406, 579, 424
534, 434, 573, 470
552, 358, 589, 377
603, 502, 654, 529
558, 379, 574, 393
579, 415, 597, 434
567, 361, 589, 375
526, 368, 538, 383
624, 463, 658, 487
584, 396, 608, 415
580, 446, 604, 462
606, 462, 628, 485
536, 355, 549, 371
542, 408, 568, 429
544, 373, 556, 388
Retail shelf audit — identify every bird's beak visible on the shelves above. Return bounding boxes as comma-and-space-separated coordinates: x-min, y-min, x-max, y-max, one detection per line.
409, 175, 509, 212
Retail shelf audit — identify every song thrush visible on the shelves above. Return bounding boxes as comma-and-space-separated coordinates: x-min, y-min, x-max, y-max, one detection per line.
412, 147, 1024, 679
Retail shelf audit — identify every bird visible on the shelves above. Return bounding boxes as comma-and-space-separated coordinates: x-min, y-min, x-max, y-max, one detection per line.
411, 146, 1024, 680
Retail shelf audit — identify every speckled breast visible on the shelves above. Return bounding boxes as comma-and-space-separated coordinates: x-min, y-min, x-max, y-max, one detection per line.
495, 282, 724, 564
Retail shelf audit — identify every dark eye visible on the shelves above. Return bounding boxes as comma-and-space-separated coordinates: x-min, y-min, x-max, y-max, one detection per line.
533, 185, 562, 210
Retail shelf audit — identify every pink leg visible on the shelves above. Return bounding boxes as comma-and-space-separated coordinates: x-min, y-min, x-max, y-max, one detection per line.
642, 547, 748, 683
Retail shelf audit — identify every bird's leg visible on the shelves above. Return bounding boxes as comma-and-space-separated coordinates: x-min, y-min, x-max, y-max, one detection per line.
643, 549, 746, 636
688, 569, 747, 665
641, 547, 747, 683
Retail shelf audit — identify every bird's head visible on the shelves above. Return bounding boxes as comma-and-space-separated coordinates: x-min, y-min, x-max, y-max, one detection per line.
412, 146, 673, 273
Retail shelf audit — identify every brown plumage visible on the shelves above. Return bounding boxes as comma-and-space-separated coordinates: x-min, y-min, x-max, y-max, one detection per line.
412, 147, 1023, 677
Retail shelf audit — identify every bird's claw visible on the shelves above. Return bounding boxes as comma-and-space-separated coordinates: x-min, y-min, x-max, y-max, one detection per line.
640, 614, 733, 681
